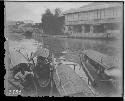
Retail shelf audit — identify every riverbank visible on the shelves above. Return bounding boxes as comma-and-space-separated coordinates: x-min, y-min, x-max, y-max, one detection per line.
7, 31, 118, 41
34, 34, 117, 40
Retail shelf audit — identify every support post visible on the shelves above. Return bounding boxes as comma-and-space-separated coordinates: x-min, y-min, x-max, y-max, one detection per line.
81, 25, 85, 33
64, 26, 68, 33
90, 25, 94, 33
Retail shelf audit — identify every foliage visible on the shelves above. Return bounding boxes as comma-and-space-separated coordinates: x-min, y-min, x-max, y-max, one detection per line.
41, 8, 64, 35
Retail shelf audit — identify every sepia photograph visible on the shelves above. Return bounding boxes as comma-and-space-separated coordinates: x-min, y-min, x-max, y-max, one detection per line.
4, 0, 123, 97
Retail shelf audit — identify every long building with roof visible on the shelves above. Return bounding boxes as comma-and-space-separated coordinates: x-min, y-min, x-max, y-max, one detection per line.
63, 2, 123, 38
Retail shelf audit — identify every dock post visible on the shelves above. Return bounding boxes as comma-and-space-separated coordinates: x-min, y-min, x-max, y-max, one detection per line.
101, 56, 103, 63
90, 25, 94, 33
82, 25, 85, 33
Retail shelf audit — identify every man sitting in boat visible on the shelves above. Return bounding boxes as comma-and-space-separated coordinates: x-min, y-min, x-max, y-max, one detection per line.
8, 30, 44, 88
29, 45, 51, 87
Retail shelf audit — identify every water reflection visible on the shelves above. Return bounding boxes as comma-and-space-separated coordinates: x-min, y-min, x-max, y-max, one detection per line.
42, 37, 121, 57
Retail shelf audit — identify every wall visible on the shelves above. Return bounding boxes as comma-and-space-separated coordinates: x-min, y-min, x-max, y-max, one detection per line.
65, 6, 122, 26
64, 5, 122, 36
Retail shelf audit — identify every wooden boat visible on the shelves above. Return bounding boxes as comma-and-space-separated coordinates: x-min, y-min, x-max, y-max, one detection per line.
82, 49, 119, 69
79, 49, 120, 95
53, 63, 95, 97
52, 55, 97, 97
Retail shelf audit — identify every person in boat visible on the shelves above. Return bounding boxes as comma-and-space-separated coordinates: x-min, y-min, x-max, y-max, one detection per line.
29, 44, 51, 84
8, 30, 44, 88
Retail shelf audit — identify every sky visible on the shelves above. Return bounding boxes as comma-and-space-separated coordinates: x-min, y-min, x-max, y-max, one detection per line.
5, 1, 90, 23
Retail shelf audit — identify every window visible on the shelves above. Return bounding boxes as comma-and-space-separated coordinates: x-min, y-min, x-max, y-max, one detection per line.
100, 9, 105, 19
74, 13, 78, 21
70, 14, 72, 21
78, 12, 81, 20
97, 10, 101, 19
94, 10, 98, 20
113, 7, 122, 18
84, 12, 87, 20
105, 8, 113, 19
65, 15, 68, 21
68, 14, 71, 21
90, 11, 95, 20
81, 12, 85, 20
85, 12, 88, 20
75, 13, 79, 21
88, 12, 91, 20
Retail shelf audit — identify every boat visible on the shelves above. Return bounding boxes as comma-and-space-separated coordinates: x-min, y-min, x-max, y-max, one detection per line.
53, 57, 96, 97
81, 49, 121, 78
82, 49, 120, 69
79, 49, 121, 96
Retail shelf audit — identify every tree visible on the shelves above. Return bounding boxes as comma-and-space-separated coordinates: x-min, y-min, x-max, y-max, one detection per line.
55, 8, 61, 17
53, 8, 62, 34
41, 9, 54, 35
41, 8, 64, 35
54, 8, 64, 34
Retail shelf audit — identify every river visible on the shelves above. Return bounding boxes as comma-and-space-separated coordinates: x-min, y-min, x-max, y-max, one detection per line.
8, 33, 122, 66
42, 37, 122, 96
7, 34, 122, 96
42, 37, 122, 59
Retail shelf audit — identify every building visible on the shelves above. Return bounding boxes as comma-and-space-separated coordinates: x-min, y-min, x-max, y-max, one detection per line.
17, 20, 34, 32
6, 21, 17, 26
23, 20, 34, 24
63, 2, 123, 38
6, 21, 18, 33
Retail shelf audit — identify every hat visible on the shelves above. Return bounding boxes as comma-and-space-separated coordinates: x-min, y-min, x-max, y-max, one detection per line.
37, 48, 49, 58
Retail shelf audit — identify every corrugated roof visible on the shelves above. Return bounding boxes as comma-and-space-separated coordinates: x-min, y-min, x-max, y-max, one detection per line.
63, 2, 122, 15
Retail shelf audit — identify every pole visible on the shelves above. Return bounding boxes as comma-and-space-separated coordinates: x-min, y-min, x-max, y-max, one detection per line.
49, 53, 54, 97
